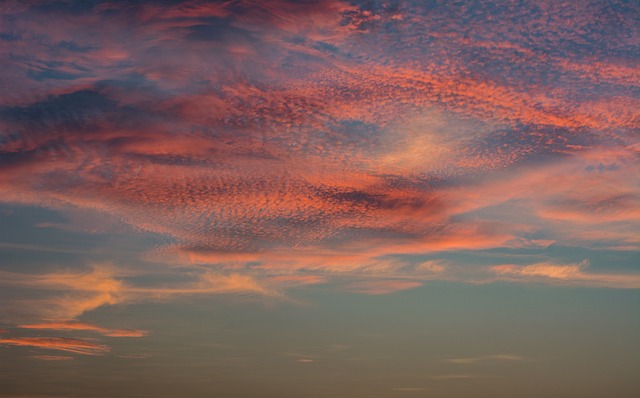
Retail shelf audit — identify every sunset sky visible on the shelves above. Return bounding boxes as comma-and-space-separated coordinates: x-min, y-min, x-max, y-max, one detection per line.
0, 1, 639, 397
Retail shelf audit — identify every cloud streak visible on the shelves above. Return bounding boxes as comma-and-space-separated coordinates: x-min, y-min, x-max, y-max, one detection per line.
492, 260, 640, 289
18, 321, 148, 338
0, 264, 282, 322
0, 337, 110, 356
446, 354, 527, 365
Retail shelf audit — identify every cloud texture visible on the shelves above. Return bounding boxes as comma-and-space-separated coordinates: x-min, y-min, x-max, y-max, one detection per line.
0, 0, 638, 355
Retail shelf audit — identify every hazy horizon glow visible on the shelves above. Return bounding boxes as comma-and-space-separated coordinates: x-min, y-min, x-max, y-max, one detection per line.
0, 1, 638, 397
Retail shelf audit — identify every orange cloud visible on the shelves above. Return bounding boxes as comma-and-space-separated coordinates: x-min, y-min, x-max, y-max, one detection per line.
0, 337, 109, 356
268, 275, 328, 287
18, 321, 147, 338
0, 264, 281, 325
128, 271, 282, 299
441, 146, 640, 250
30, 355, 74, 361
492, 260, 640, 289
0, 265, 127, 320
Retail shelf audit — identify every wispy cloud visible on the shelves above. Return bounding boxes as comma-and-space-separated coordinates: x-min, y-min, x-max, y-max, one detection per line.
0, 264, 283, 323
18, 321, 147, 338
0, 265, 128, 320
492, 260, 640, 289
446, 354, 527, 365
30, 355, 74, 361
115, 353, 152, 359
0, 337, 109, 356
343, 280, 423, 295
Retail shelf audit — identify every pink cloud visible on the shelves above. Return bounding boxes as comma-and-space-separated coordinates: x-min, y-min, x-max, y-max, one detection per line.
492, 260, 640, 289
0, 0, 638, 336
18, 321, 147, 338
0, 337, 109, 356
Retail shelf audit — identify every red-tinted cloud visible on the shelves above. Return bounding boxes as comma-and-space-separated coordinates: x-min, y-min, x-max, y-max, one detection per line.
0, 337, 110, 356
0, 1, 638, 331
19, 321, 147, 338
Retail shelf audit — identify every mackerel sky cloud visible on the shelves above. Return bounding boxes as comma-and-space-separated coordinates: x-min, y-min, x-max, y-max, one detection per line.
0, 1, 638, 397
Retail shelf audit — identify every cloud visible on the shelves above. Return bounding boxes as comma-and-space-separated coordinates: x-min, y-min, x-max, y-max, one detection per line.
0, 264, 282, 323
30, 355, 74, 361
268, 275, 327, 287
416, 260, 448, 274
0, 264, 127, 320
0, 265, 125, 319
2, 316, 150, 359
446, 354, 527, 365
137, 271, 283, 298
444, 146, 640, 251
343, 279, 423, 295
492, 260, 640, 289
18, 321, 147, 338
0, 0, 638, 338
0, 337, 109, 356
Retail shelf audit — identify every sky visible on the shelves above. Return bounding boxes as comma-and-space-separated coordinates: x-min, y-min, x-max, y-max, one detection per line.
0, 0, 638, 397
